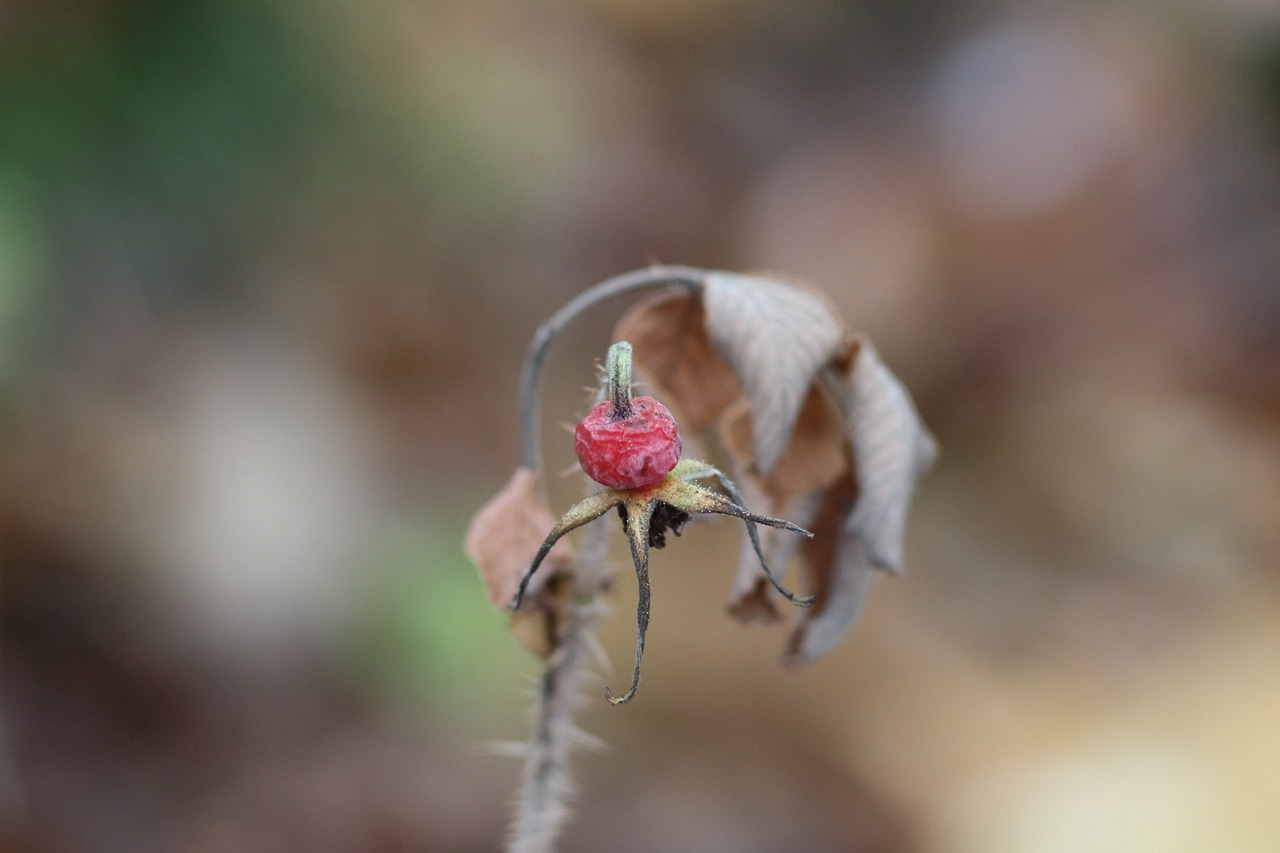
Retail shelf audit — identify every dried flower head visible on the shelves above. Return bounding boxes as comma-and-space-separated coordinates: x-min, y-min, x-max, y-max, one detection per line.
512, 341, 812, 704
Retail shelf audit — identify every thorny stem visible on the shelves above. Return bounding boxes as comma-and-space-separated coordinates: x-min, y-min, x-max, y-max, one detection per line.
508, 521, 611, 853
518, 266, 705, 474
508, 266, 704, 853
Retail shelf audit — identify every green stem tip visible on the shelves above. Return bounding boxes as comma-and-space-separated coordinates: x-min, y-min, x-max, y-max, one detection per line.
606, 341, 634, 418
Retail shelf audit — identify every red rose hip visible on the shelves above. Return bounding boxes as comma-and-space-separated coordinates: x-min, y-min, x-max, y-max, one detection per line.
575, 396, 681, 490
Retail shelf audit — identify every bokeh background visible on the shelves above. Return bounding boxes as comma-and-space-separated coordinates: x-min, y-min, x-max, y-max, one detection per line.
3, 1, 1280, 851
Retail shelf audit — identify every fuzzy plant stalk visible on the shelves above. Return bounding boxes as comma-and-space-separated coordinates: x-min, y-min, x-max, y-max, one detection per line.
505, 519, 609, 853
504, 268, 705, 853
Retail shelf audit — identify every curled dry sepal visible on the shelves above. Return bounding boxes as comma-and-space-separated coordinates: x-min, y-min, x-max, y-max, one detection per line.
465, 267, 936, 698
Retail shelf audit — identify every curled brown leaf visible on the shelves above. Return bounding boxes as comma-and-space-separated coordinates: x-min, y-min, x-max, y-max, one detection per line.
719, 387, 849, 505
614, 291, 741, 432
781, 337, 936, 663
783, 472, 874, 665
701, 272, 846, 474
613, 273, 933, 666
836, 335, 938, 574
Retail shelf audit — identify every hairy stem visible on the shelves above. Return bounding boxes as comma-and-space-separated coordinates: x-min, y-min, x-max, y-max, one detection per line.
507, 522, 611, 853
507, 268, 704, 853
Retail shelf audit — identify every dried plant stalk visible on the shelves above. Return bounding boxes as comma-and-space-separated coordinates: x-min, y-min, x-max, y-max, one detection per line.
506, 520, 609, 853
504, 267, 705, 853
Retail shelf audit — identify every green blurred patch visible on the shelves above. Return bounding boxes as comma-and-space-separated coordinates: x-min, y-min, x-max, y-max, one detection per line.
0, 0, 538, 324
350, 518, 536, 720
0, 168, 52, 383
1248, 36, 1280, 148
0, 1, 338, 289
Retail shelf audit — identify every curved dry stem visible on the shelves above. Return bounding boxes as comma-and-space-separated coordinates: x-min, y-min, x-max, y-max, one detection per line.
519, 266, 706, 474
512, 491, 620, 610
605, 500, 656, 705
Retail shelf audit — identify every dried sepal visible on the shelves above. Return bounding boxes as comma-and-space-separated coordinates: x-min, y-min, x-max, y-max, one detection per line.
511, 489, 621, 611
577, 459, 814, 705
466, 467, 576, 611
606, 497, 657, 705
667, 462, 814, 607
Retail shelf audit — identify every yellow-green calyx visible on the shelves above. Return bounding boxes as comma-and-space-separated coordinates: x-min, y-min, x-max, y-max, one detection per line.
512, 457, 813, 705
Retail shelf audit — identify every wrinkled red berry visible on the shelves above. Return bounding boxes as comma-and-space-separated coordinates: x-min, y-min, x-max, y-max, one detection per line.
574, 396, 682, 490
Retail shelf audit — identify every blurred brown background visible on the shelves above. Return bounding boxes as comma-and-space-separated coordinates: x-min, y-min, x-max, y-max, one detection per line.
2, 1, 1279, 851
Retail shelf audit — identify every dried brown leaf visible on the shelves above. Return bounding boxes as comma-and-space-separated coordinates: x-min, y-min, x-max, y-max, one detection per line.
719, 387, 850, 504
614, 291, 741, 432
784, 473, 876, 665
781, 337, 935, 664
838, 335, 937, 574
465, 467, 575, 611
702, 272, 846, 474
